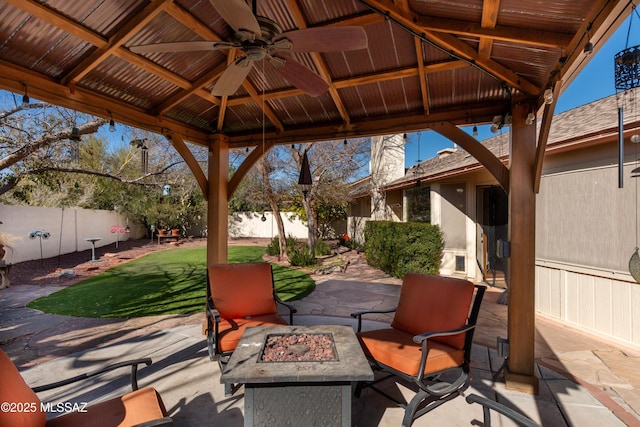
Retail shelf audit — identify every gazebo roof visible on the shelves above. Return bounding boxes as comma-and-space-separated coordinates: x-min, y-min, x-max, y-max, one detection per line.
0, 0, 632, 148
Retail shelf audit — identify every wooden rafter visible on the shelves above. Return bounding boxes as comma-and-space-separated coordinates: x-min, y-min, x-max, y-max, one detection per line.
362, 0, 540, 95
284, 0, 352, 128
479, 0, 501, 58
61, 0, 173, 86
414, 39, 430, 115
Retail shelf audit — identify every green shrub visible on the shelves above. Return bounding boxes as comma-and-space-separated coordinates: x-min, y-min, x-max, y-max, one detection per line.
288, 244, 317, 267
266, 236, 281, 256
364, 221, 444, 278
314, 239, 332, 256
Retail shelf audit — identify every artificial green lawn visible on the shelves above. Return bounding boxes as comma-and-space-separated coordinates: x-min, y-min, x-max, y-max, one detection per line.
27, 246, 315, 318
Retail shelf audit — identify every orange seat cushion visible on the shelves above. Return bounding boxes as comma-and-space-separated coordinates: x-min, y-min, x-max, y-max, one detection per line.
46, 386, 167, 427
0, 349, 46, 427
358, 328, 464, 377
208, 262, 277, 318
391, 274, 474, 350
217, 313, 288, 353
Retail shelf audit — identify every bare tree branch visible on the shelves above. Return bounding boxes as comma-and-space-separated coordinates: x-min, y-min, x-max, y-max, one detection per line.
0, 118, 107, 171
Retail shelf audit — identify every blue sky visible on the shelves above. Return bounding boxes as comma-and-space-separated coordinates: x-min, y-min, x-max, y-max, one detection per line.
404, 15, 638, 168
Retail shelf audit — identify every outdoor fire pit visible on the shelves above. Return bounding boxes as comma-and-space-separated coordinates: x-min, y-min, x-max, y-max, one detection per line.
260, 333, 337, 362
220, 325, 373, 427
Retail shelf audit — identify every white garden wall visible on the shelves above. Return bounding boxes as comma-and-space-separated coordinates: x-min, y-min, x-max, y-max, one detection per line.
1, 205, 142, 264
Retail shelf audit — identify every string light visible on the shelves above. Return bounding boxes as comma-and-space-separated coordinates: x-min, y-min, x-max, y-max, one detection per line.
108, 111, 116, 132
21, 83, 29, 108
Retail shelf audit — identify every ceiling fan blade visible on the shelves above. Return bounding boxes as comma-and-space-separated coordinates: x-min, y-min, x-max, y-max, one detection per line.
130, 41, 220, 54
274, 27, 368, 53
211, 58, 253, 96
209, 0, 261, 36
270, 55, 329, 97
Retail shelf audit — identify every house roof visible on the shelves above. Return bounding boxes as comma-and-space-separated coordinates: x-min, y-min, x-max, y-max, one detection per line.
0, 0, 632, 150
383, 88, 640, 191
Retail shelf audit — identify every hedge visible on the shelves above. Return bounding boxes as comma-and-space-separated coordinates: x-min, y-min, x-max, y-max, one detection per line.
364, 221, 444, 278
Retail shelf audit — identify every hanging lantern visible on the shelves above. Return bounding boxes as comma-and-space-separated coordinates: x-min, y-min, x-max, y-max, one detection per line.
298, 149, 312, 198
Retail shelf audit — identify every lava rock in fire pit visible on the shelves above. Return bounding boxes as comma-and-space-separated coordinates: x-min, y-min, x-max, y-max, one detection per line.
261, 333, 337, 362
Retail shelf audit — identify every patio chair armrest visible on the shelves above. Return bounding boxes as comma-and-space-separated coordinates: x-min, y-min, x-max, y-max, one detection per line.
412, 324, 475, 344
206, 303, 221, 323
275, 297, 297, 325
466, 394, 541, 427
350, 308, 397, 332
132, 417, 174, 427
32, 358, 152, 393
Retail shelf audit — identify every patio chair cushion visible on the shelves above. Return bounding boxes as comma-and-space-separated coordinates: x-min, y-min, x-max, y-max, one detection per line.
217, 313, 289, 353
390, 274, 474, 350
0, 349, 46, 427
208, 263, 277, 318
45, 386, 167, 427
358, 328, 464, 377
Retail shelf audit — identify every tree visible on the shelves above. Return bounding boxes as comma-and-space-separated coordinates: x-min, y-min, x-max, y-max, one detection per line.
0, 90, 208, 236
288, 139, 369, 255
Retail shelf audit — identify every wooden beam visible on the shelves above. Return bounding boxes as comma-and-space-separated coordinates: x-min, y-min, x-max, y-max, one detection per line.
241, 81, 285, 133
533, 81, 562, 193
227, 101, 505, 147
231, 61, 469, 105
0, 61, 210, 147
284, 0, 352, 128
428, 121, 509, 192
207, 134, 229, 265
479, 0, 501, 58
505, 103, 539, 394
5, 0, 105, 46
361, 0, 540, 96
228, 141, 277, 198
61, 0, 172, 85
415, 38, 430, 115
416, 15, 572, 48
165, 131, 209, 199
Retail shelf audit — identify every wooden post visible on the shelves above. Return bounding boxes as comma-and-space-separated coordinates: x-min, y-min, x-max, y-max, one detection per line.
505, 103, 539, 393
207, 134, 229, 266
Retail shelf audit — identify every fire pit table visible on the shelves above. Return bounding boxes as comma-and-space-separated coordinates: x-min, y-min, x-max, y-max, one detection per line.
220, 325, 374, 427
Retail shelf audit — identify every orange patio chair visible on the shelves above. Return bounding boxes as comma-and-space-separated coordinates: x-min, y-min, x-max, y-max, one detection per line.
205, 262, 296, 395
0, 348, 172, 427
351, 273, 486, 427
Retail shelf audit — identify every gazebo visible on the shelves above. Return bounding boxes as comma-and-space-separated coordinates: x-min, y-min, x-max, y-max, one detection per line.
0, 0, 632, 394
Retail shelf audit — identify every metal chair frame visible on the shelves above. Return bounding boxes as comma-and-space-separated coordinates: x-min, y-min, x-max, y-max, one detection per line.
352, 283, 486, 427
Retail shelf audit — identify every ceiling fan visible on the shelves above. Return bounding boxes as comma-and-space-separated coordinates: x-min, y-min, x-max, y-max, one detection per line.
130, 0, 368, 97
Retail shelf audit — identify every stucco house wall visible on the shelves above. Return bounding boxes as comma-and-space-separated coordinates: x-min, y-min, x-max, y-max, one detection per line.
348, 92, 640, 349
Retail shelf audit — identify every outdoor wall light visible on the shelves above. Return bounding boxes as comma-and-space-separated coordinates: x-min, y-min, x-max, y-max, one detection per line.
631, 134, 640, 143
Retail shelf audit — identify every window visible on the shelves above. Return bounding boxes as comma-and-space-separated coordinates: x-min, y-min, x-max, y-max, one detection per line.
406, 185, 430, 223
